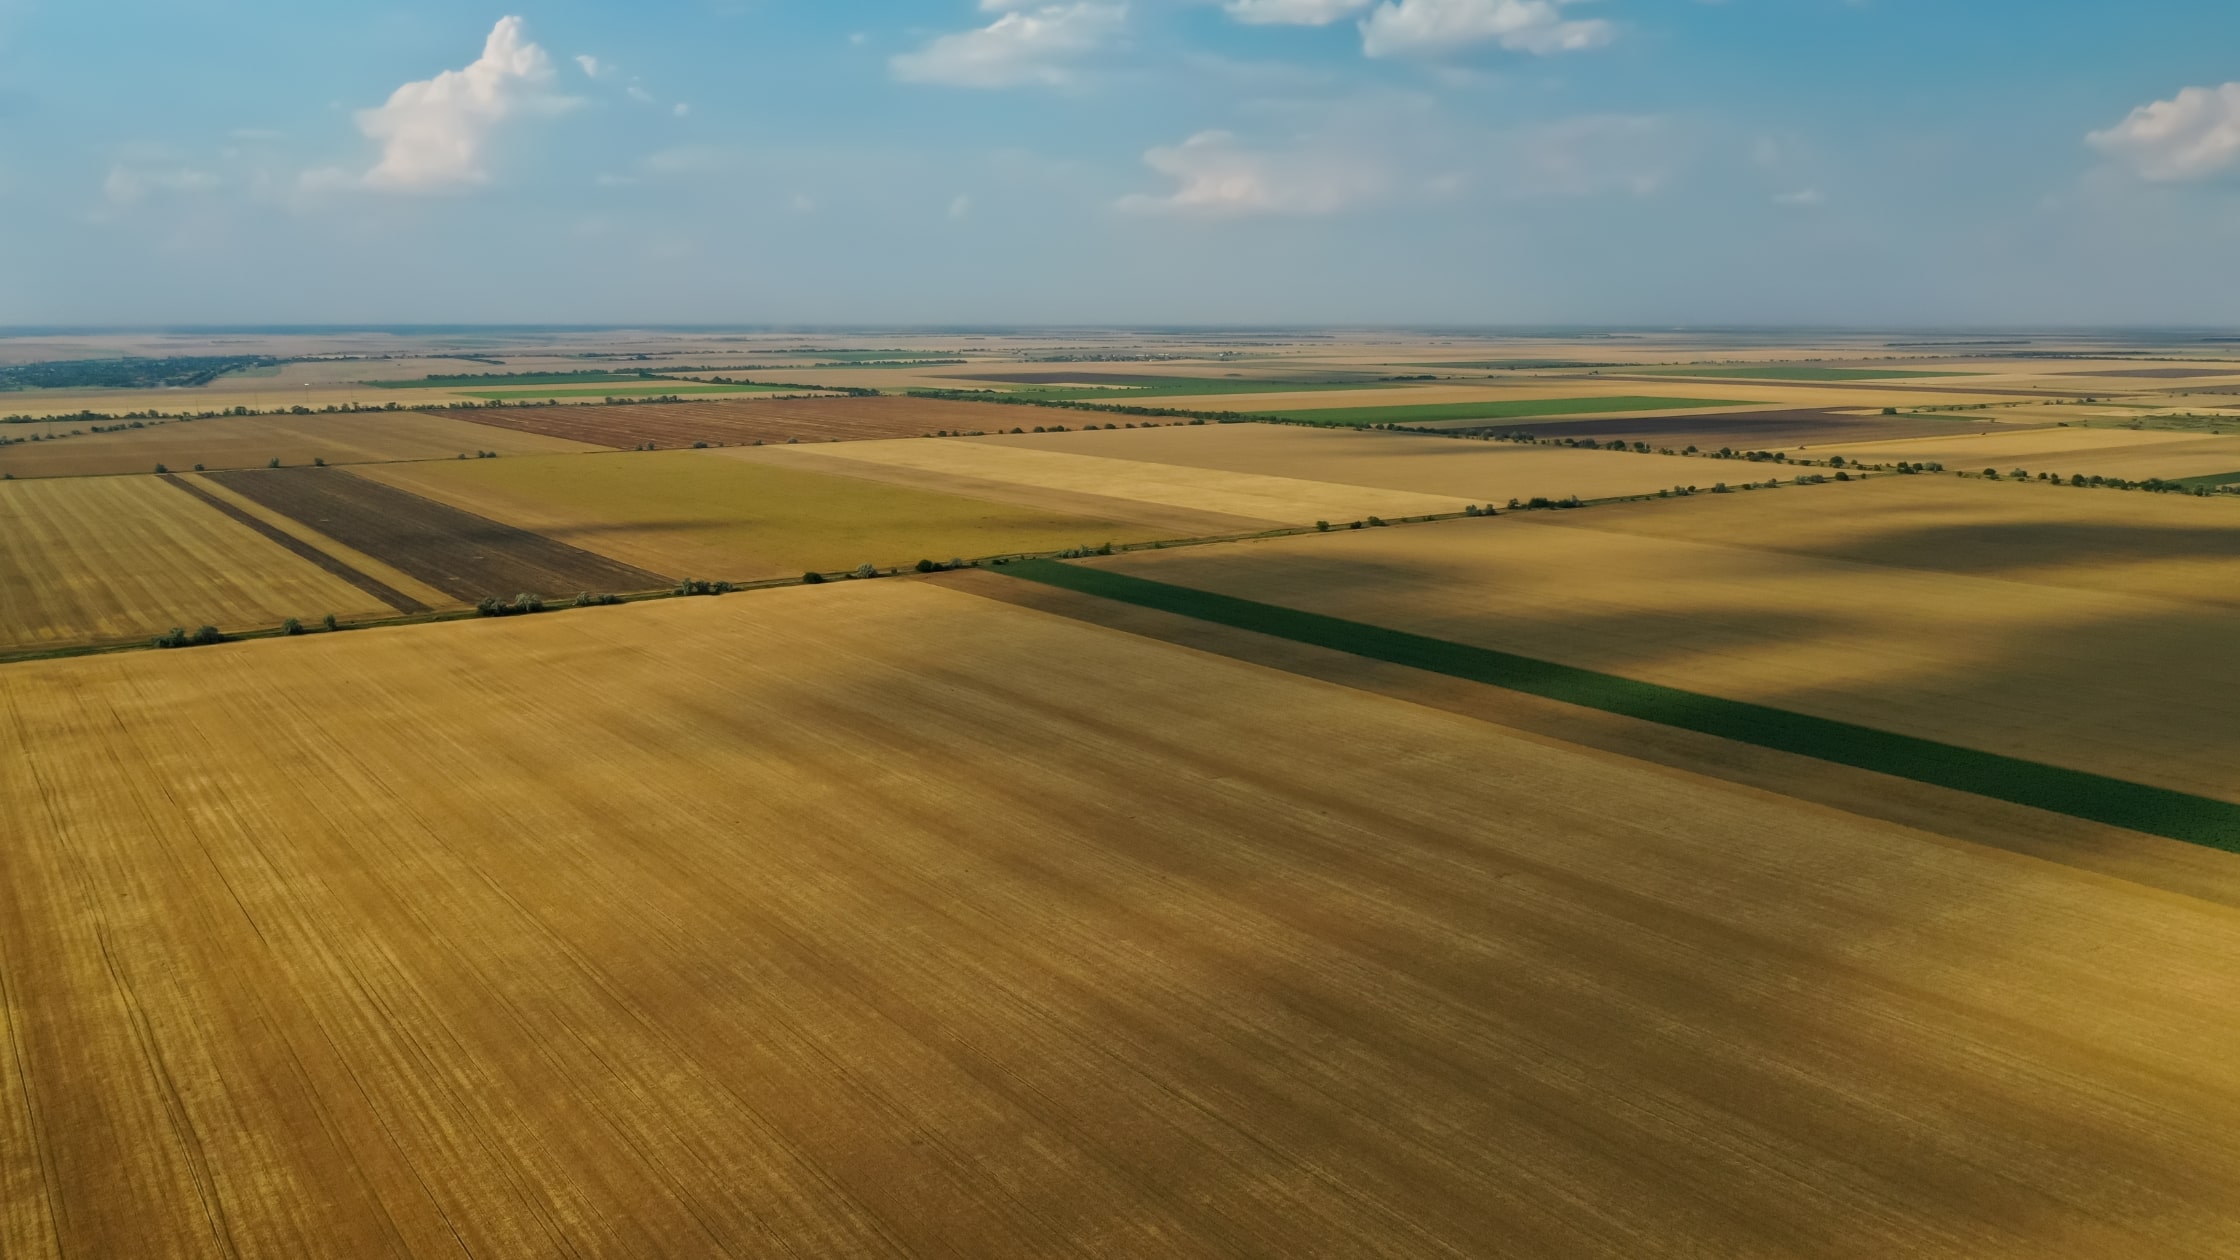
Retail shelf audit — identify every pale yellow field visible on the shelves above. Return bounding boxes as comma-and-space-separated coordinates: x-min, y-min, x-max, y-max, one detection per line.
1829, 425, 2240, 481
0, 476, 397, 650
8, 580, 2240, 1256
965, 422, 1744, 502
758, 432, 1474, 525
1091, 485, 2240, 802
0, 409, 598, 479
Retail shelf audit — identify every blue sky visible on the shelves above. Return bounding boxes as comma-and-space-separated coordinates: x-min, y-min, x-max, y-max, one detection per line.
2, 0, 2238, 326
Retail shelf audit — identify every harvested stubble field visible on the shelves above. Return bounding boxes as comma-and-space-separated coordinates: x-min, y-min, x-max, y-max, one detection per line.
0, 411, 597, 479
206, 467, 670, 602
432, 395, 1043, 450
1082, 483, 2240, 804
0, 475, 395, 650
766, 430, 1471, 526
359, 449, 1155, 579
952, 422, 1736, 506
7, 581, 2240, 1256
1245, 396, 1759, 426
1830, 425, 2240, 483
1419, 406, 2015, 449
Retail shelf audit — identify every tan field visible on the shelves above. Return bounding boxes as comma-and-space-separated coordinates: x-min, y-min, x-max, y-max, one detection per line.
7, 580, 2240, 1256
358, 448, 1162, 579
758, 430, 1474, 525
0, 410, 598, 479
0, 475, 397, 650
1828, 424, 2240, 482
1087, 482, 2240, 802
961, 421, 1753, 502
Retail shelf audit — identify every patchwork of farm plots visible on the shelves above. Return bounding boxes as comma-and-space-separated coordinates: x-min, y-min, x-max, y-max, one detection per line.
8, 580, 2240, 1257
0, 475, 396, 650
359, 449, 1156, 579
0, 410, 597, 479
1830, 424, 2240, 483
955, 422, 1746, 504
1078, 481, 2240, 802
433, 395, 1042, 450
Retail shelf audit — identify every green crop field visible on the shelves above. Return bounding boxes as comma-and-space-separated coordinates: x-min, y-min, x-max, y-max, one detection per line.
960, 377, 1406, 402
1636, 367, 1973, 382
999, 560, 2240, 852
1245, 396, 1755, 426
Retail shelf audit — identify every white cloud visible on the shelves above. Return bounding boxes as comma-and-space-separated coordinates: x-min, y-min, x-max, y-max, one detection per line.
575, 54, 606, 79
1222, 0, 1372, 24
2088, 83, 2240, 182
348, 16, 574, 193
673, 102, 692, 117
891, 2, 1126, 88
627, 83, 656, 104
1118, 130, 1384, 217
1360, 0, 1613, 58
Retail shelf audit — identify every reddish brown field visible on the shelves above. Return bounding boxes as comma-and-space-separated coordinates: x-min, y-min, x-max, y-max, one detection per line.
434, 396, 1048, 449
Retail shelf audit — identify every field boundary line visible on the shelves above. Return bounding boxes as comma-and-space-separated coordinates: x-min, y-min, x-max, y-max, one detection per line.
996, 559, 2240, 853
159, 474, 432, 615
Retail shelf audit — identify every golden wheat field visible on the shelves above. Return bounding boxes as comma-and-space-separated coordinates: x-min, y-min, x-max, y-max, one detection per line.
0, 410, 597, 479
0, 475, 396, 650
1087, 481, 2240, 802
7, 580, 2240, 1257
760, 431, 1474, 524
1827, 424, 2240, 482
964, 422, 1731, 502
357, 448, 1159, 578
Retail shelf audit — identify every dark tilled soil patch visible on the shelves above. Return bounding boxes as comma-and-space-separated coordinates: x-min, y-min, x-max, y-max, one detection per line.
438, 397, 1042, 449
161, 475, 430, 614
205, 468, 669, 603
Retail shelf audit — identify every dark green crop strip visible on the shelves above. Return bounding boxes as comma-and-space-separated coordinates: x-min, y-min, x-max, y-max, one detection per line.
999, 559, 2240, 852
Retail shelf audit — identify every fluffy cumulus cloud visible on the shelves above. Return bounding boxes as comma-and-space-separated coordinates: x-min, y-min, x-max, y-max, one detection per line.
891, 1, 1126, 89
2088, 83, 2240, 182
1360, 0, 1612, 58
348, 16, 574, 192
1118, 130, 1385, 217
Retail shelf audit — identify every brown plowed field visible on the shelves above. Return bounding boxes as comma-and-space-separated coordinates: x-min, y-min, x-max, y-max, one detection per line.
206, 467, 669, 602
432, 396, 1045, 449
8, 581, 2240, 1256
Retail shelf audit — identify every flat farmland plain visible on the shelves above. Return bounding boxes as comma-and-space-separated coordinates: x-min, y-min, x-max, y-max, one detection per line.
360, 449, 1156, 578
206, 468, 671, 602
957, 422, 1745, 504
434, 396, 1045, 449
0, 475, 396, 650
0, 411, 597, 479
1084, 482, 2240, 803
763, 432, 1473, 525
7, 581, 2240, 1256
1829, 424, 2240, 482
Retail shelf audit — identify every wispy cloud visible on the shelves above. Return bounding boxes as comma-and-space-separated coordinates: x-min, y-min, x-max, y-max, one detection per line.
1119, 130, 1385, 217
891, 2, 1127, 89
2089, 83, 2240, 181
1360, 0, 1613, 58
328, 16, 577, 194
1221, 0, 1372, 24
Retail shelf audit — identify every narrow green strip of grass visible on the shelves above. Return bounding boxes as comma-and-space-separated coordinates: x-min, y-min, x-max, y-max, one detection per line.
997, 560, 2240, 852
2175, 470, 2240, 489
1245, 397, 1754, 426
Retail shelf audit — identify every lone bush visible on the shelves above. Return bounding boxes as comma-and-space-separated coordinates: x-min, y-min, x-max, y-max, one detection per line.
915, 558, 938, 573
1316, 520, 1331, 531
802, 570, 826, 584
267, 457, 281, 468
321, 613, 338, 631
281, 617, 303, 636
154, 463, 168, 474
852, 563, 878, 579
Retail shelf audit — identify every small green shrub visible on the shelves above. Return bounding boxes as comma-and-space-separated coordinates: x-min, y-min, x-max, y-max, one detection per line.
915, 558, 938, 573
267, 457, 281, 468
802, 570, 826, 584
852, 563, 878, 579
154, 463, 168, 474
321, 613, 338, 631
